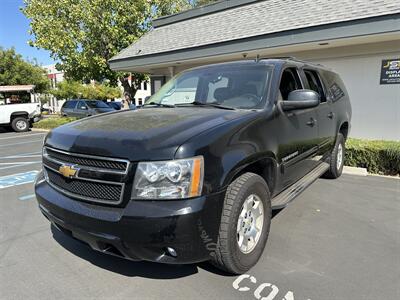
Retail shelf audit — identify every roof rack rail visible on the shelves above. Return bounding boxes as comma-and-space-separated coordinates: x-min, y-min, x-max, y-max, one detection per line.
257, 56, 325, 67
257, 56, 296, 60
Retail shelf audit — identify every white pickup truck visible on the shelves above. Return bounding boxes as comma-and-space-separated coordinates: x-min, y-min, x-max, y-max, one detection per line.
0, 103, 41, 132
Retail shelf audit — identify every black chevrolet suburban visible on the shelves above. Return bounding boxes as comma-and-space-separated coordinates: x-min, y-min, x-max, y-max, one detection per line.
35, 59, 351, 274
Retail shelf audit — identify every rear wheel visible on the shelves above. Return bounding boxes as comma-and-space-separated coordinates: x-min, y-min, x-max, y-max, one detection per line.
324, 133, 345, 179
211, 172, 271, 274
11, 117, 29, 132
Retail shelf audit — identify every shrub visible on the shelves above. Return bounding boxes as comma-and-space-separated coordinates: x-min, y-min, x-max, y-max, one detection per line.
345, 138, 400, 176
33, 116, 78, 130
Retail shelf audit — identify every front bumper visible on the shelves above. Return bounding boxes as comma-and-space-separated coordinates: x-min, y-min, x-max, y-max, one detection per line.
35, 173, 225, 264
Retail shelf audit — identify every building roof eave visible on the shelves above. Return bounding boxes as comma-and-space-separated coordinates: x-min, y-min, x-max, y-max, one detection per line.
109, 14, 400, 73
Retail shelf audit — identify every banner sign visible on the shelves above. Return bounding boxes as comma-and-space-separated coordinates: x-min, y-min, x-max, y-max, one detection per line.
380, 59, 400, 84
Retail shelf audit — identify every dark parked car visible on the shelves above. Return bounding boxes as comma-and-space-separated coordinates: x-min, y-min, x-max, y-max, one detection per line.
35, 59, 351, 274
107, 101, 122, 110
61, 99, 114, 118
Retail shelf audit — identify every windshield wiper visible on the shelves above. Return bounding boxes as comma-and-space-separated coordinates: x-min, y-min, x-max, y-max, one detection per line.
143, 102, 175, 108
176, 101, 235, 110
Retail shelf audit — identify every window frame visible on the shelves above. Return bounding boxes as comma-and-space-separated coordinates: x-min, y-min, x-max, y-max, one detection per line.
278, 66, 304, 101
302, 68, 328, 103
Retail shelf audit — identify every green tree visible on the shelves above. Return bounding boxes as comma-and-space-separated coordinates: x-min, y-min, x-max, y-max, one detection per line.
22, 0, 198, 99
48, 81, 82, 99
49, 80, 120, 100
0, 47, 49, 93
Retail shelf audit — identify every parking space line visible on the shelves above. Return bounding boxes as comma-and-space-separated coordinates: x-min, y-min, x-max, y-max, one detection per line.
0, 155, 42, 159
0, 162, 41, 165
0, 139, 43, 148
0, 163, 41, 171
0, 152, 42, 159
19, 194, 36, 201
0, 133, 45, 140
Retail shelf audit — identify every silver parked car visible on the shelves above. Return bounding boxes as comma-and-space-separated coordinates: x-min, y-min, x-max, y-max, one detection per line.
61, 99, 115, 118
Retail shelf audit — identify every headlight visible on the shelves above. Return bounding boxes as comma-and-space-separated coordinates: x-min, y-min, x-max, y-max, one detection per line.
132, 156, 204, 200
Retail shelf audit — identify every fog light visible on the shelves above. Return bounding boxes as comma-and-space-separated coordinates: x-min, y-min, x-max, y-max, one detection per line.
166, 247, 177, 257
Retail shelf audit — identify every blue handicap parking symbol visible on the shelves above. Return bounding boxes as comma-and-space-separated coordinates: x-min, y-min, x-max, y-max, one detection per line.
0, 171, 39, 189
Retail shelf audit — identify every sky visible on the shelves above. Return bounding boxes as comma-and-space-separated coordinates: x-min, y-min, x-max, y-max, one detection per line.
0, 0, 54, 66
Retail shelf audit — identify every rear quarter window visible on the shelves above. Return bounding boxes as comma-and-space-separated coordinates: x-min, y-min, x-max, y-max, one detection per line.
321, 71, 346, 102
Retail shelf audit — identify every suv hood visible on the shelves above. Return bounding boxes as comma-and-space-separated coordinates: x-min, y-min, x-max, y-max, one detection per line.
45, 107, 254, 161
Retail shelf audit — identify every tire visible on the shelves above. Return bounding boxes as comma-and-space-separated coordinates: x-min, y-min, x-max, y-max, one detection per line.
211, 172, 271, 274
323, 133, 345, 179
11, 117, 29, 132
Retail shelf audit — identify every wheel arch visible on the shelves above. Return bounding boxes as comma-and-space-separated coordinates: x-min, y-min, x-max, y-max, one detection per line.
338, 121, 349, 140
11, 111, 29, 120
222, 154, 278, 195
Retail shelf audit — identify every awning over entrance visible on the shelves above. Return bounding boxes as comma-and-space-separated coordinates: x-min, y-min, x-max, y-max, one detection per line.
109, 0, 400, 75
0, 85, 35, 92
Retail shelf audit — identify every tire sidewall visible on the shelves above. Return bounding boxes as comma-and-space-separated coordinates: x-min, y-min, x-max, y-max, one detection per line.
227, 177, 271, 273
334, 134, 345, 176
12, 117, 29, 132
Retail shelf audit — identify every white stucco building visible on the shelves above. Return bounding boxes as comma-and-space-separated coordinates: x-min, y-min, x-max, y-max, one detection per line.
110, 0, 400, 141
43, 64, 66, 112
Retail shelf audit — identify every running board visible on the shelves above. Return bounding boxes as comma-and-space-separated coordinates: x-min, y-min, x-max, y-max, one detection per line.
271, 162, 329, 209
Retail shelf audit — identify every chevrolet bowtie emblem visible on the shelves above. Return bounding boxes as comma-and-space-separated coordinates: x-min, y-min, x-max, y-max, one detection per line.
59, 164, 79, 178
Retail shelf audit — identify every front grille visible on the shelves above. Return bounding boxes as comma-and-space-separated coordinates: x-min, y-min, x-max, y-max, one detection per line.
46, 168, 123, 202
45, 147, 128, 172
42, 146, 129, 205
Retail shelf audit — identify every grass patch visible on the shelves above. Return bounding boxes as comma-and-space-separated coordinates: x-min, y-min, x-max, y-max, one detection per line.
345, 138, 400, 176
33, 116, 78, 130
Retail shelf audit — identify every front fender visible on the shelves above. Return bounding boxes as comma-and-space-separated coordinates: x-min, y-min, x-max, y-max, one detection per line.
221, 152, 278, 189
175, 111, 278, 194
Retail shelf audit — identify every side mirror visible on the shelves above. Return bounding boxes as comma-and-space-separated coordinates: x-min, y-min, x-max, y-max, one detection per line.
281, 89, 320, 111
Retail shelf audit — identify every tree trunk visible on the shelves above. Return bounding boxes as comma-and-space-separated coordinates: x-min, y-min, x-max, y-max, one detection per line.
119, 76, 137, 100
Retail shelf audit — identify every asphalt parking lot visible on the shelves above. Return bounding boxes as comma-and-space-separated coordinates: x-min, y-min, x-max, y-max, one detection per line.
0, 130, 399, 300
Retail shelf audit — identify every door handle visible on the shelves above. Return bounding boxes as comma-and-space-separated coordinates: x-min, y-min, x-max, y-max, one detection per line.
306, 118, 316, 127
327, 112, 335, 119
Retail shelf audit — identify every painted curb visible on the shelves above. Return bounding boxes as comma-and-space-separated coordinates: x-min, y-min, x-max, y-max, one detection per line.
343, 166, 368, 176
30, 128, 51, 132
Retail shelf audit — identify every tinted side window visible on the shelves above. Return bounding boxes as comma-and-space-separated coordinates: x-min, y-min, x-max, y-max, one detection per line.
63, 100, 77, 109
77, 101, 87, 109
321, 71, 346, 102
279, 68, 303, 100
304, 69, 326, 102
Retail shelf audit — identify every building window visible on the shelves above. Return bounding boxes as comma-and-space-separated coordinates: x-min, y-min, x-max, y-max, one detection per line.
138, 98, 143, 106
143, 81, 147, 90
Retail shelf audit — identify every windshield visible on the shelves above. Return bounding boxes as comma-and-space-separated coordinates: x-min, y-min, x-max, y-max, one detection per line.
86, 100, 110, 109
146, 63, 273, 109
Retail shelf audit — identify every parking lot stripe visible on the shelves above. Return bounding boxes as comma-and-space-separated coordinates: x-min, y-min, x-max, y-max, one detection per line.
0, 133, 45, 140
0, 162, 41, 165
0, 139, 43, 148
0, 152, 42, 159
0, 155, 42, 159
19, 194, 36, 201
0, 163, 41, 171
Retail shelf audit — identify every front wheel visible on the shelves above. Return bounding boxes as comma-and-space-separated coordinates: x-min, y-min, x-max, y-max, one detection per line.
211, 173, 271, 274
11, 117, 29, 132
323, 133, 345, 179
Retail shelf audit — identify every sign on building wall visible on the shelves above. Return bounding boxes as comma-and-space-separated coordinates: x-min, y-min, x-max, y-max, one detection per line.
380, 59, 400, 84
